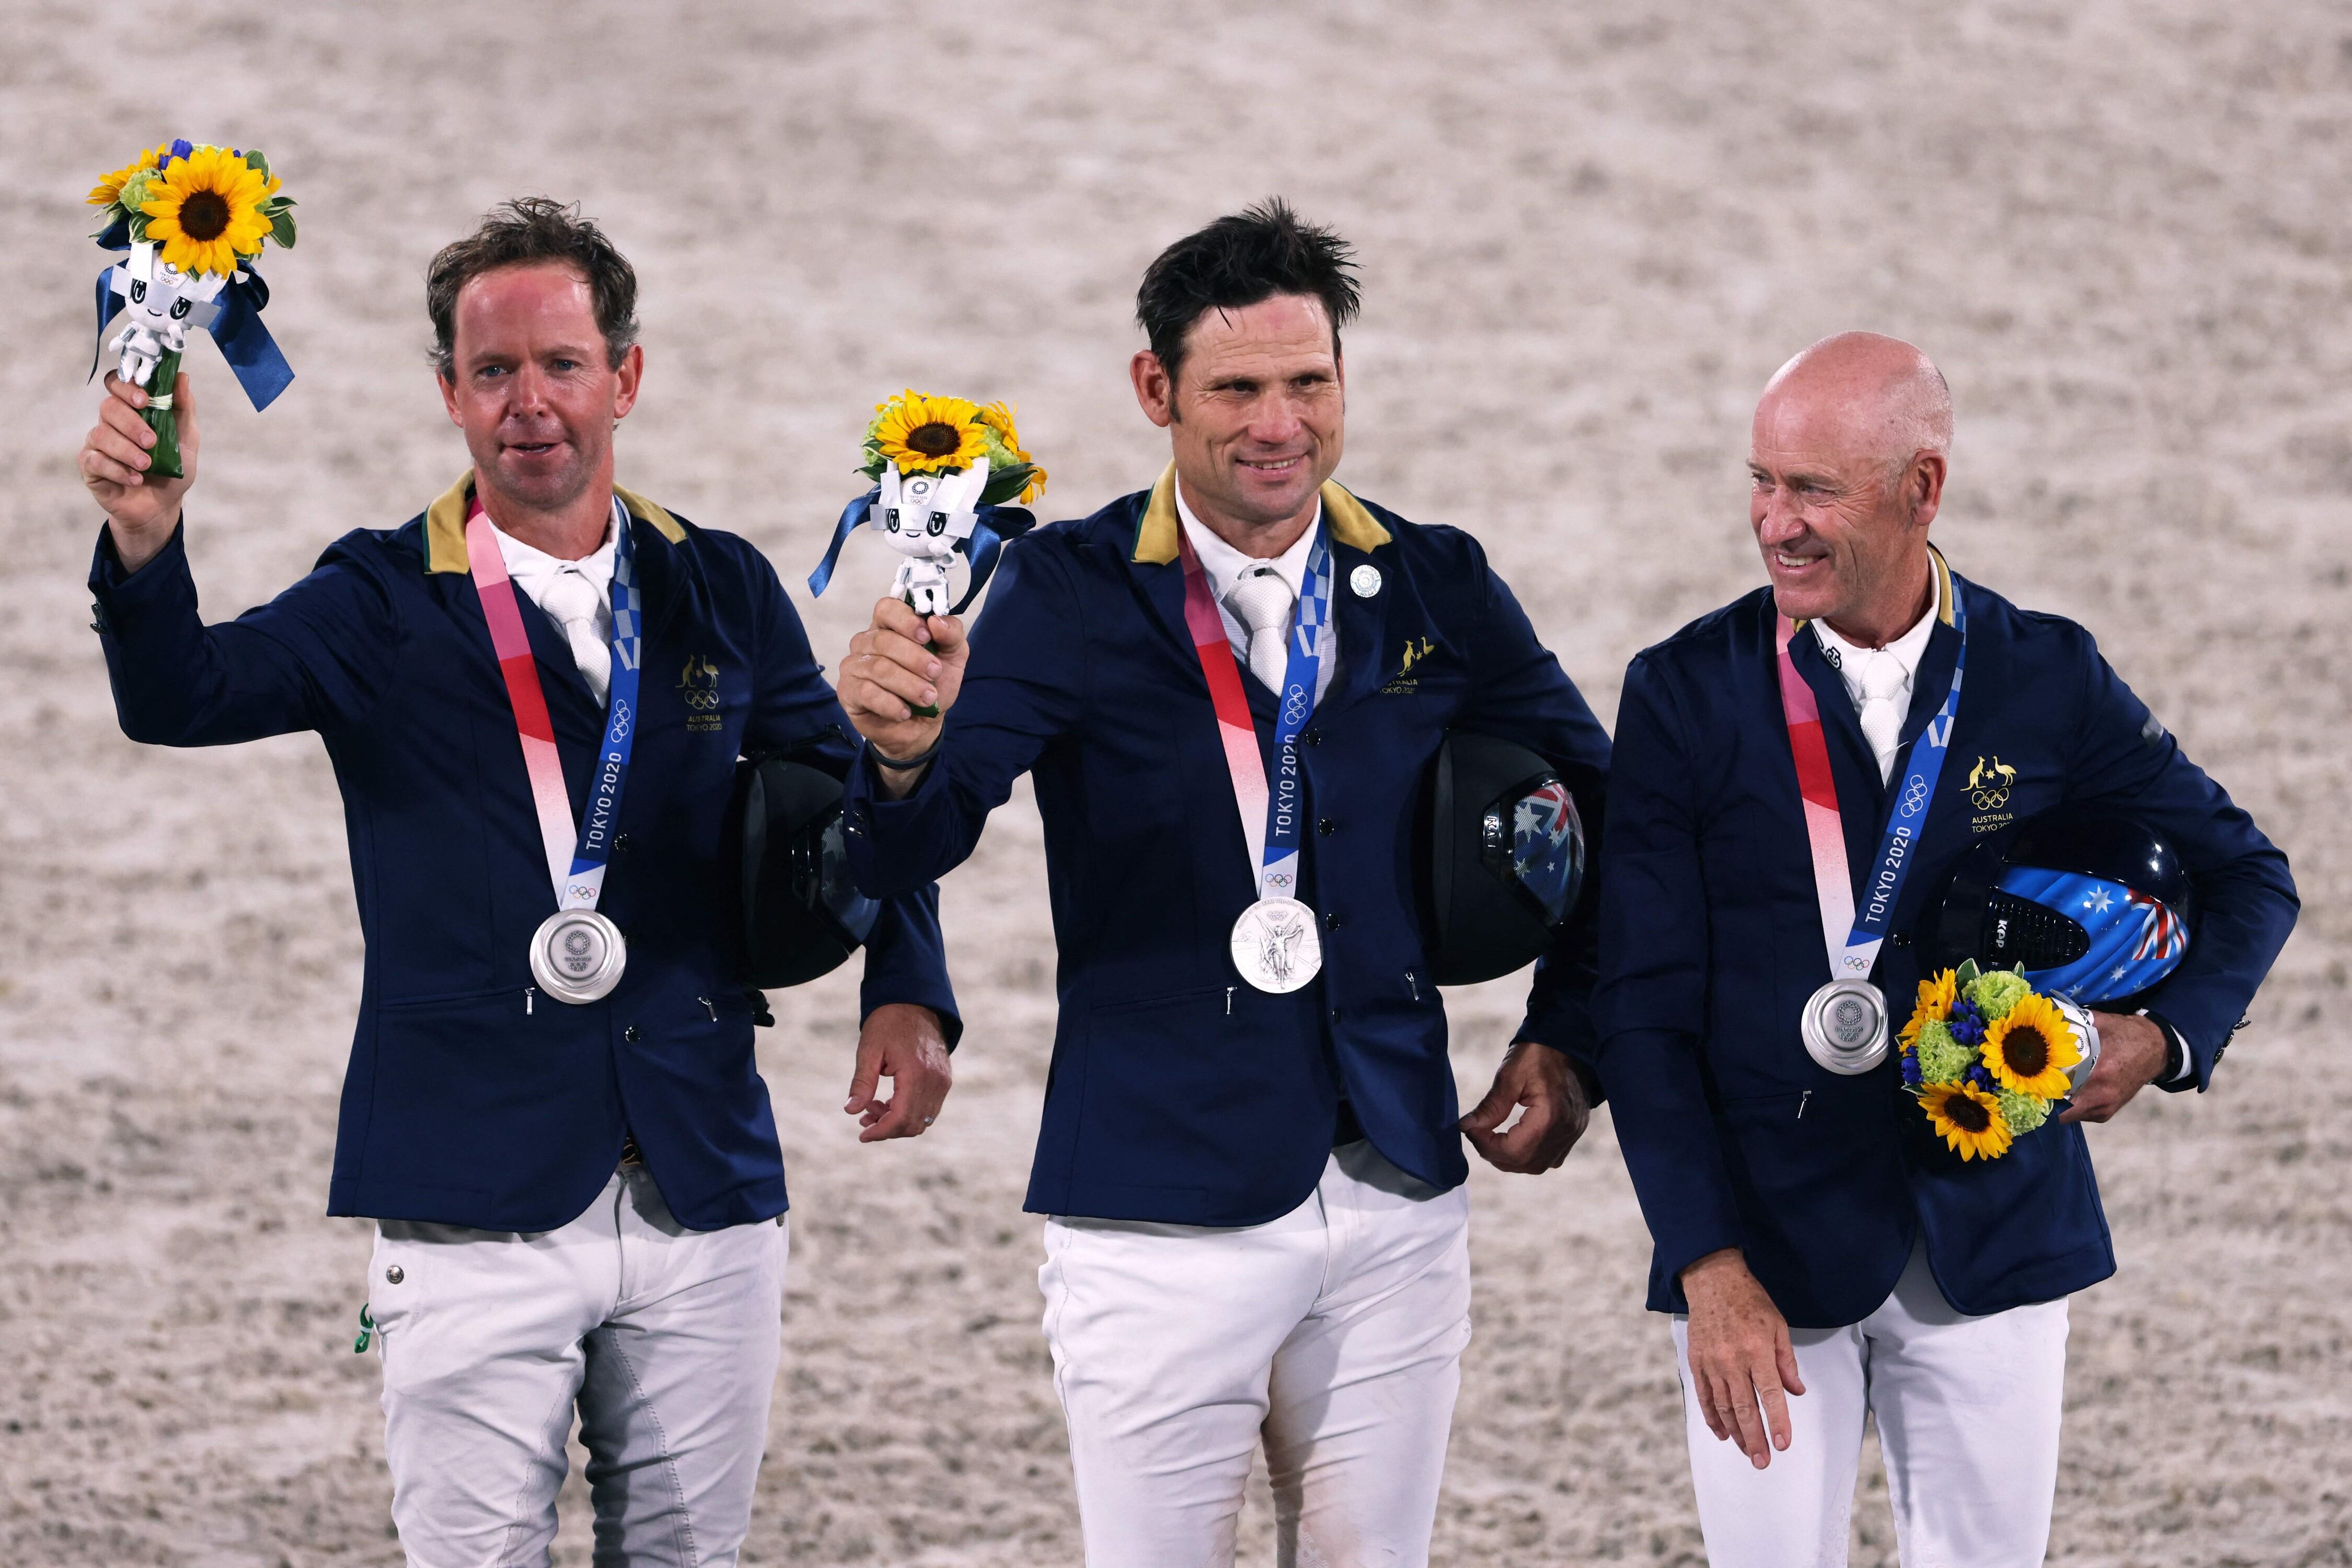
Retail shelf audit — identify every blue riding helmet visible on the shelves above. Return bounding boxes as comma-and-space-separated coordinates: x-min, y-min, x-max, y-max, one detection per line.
1924, 808, 2194, 1007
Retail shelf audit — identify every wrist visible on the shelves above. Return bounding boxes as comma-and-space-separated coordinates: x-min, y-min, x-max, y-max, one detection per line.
868, 733, 941, 774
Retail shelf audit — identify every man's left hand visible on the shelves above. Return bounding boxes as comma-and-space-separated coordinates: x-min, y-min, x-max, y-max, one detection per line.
2059, 1012, 2170, 1124
845, 1004, 952, 1143
1460, 1041, 1591, 1173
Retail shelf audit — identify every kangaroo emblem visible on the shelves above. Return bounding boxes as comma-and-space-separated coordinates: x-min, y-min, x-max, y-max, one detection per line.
1967, 755, 2016, 810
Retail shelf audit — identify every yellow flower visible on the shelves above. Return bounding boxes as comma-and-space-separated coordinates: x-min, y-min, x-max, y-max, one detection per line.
1900, 968, 1958, 1048
140, 145, 278, 278
88, 144, 171, 208
871, 390, 987, 476
1919, 1081, 2013, 1161
976, 400, 1047, 502
1980, 992, 2080, 1100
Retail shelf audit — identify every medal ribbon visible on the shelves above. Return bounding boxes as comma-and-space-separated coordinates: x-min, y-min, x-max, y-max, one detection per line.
1773, 554, 1969, 982
464, 493, 643, 911
1175, 522, 1333, 901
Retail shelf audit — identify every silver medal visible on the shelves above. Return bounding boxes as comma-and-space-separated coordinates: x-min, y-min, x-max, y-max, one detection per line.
1230, 896, 1323, 994
1801, 977, 1889, 1075
530, 908, 628, 1005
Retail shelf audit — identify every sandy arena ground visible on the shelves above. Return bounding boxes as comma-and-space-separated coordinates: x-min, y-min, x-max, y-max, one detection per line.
2, 3, 2346, 1563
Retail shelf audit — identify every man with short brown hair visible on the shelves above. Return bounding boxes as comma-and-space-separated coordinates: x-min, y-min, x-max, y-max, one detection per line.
77, 198, 958, 1566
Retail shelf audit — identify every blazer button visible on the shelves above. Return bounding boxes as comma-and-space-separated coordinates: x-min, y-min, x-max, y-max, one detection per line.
1303, 728, 1323, 747
623, 1024, 641, 1043
614, 833, 632, 854
1317, 817, 1336, 836
1324, 911, 1344, 931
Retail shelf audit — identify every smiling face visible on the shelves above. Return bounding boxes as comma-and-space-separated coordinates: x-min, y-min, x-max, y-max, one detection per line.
439, 261, 640, 521
1131, 293, 1344, 548
1748, 335, 1950, 644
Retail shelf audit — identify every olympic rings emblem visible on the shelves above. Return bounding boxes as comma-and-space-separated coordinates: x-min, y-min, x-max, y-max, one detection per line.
1901, 776, 1930, 814
1283, 691, 1311, 725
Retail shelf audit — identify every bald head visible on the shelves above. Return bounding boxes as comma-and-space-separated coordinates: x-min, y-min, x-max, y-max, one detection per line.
1748, 332, 1953, 646
1760, 331, 1952, 485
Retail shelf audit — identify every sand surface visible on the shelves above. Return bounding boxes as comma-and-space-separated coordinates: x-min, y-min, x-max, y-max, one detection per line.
2, 3, 2347, 1563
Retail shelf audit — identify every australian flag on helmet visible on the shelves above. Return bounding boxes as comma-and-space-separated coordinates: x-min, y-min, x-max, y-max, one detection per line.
1924, 808, 2196, 1008
1510, 780, 1582, 924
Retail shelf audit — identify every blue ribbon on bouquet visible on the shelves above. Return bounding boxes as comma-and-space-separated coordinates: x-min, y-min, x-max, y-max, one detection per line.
806, 487, 1036, 616
89, 213, 295, 411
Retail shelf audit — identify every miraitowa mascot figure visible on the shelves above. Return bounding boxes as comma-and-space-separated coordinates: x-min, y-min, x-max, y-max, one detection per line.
808, 391, 1044, 708
85, 140, 298, 477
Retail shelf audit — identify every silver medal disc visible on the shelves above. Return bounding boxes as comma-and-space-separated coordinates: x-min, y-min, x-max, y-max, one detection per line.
530, 909, 628, 1005
1230, 896, 1324, 994
1801, 978, 1889, 1075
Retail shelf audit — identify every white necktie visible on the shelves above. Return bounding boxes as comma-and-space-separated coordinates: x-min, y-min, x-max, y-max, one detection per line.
1223, 568, 1296, 694
1857, 654, 1908, 783
538, 568, 611, 705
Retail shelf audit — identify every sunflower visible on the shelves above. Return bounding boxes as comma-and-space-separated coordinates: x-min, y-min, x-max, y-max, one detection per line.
1918, 1081, 2013, 1161
869, 390, 988, 477
1979, 991, 2079, 1100
1900, 968, 1957, 1048
88, 143, 172, 209
140, 144, 278, 278
973, 400, 1047, 503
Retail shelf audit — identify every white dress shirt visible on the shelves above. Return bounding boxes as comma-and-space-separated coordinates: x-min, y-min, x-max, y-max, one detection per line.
1812, 593, 1938, 783
486, 510, 617, 701
1174, 483, 1336, 702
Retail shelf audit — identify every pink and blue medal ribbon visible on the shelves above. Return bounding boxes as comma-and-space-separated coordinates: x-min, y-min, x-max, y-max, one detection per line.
1176, 524, 1333, 902
1773, 560, 1968, 984
464, 494, 642, 912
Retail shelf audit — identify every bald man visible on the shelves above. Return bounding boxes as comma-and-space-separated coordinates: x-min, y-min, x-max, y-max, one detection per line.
1591, 333, 2296, 1564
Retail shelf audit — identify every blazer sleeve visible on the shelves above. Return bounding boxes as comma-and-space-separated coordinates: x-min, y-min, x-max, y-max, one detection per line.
2062, 627, 2298, 1087
741, 545, 961, 1045
1445, 540, 1613, 1079
842, 534, 1086, 898
87, 521, 400, 744
1593, 651, 1748, 1282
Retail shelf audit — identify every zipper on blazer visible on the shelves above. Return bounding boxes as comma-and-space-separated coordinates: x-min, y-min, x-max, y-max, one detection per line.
1226, 986, 1235, 1017
1405, 969, 1422, 1001
524, 986, 536, 1016
1798, 1090, 1812, 1120
699, 996, 718, 1021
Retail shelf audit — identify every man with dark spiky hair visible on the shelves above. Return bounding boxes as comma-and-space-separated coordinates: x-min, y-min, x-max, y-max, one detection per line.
78, 198, 958, 1566
835, 200, 1611, 1563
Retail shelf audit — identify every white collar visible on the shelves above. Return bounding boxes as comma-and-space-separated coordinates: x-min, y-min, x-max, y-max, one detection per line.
1174, 481, 1322, 603
1812, 585, 1939, 695
486, 505, 618, 599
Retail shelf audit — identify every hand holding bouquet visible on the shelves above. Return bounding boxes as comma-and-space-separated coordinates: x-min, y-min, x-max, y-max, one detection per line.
87, 140, 297, 477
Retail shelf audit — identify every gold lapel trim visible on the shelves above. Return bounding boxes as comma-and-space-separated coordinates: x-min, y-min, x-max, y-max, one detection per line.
424, 472, 687, 573
1129, 464, 1392, 564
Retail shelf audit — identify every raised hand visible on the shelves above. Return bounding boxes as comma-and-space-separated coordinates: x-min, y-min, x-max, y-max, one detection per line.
840, 597, 967, 793
80, 371, 197, 571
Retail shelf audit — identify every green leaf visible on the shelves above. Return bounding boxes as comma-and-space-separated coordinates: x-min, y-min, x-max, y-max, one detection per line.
1955, 958, 1981, 988
244, 149, 271, 180
979, 464, 1037, 506
269, 210, 297, 249
126, 214, 151, 244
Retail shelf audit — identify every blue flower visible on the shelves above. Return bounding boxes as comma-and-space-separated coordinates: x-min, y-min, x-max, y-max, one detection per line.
1948, 999, 1987, 1047
1900, 1051, 1923, 1087
167, 139, 193, 164
1966, 1063, 1997, 1092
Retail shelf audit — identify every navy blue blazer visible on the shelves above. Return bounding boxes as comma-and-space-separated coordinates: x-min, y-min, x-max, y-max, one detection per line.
843, 469, 1612, 1226
88, 475, 958, 1233
1595, 552, 2297, 1325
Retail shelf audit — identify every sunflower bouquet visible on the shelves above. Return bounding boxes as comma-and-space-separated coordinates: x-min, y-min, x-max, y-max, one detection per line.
860, 391, 1046, 508
86, 140, 298, 477
1899, 962, 2092, 1161
809, 391, 1045, 697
